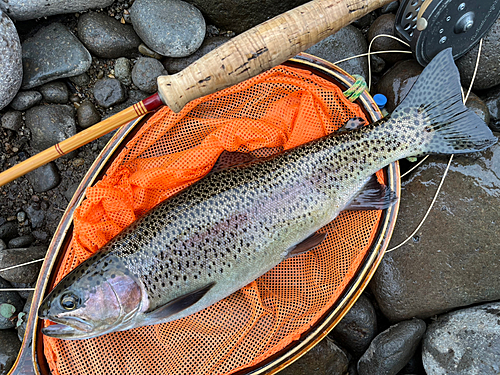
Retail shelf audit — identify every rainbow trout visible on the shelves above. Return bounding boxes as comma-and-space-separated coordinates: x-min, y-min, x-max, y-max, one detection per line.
39, 49, 496, 339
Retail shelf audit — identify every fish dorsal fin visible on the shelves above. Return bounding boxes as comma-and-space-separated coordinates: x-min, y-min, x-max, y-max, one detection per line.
287, 232, 327, 258
145, 282, 215, 321
336, 117, 367, 134
346, 174, 398, 211
211, 150, 259, 173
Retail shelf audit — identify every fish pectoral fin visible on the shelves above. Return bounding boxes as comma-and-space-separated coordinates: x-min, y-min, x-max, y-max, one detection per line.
346, 174, 398, 211
287, 232, 327, 258
336, 117, 367, 133
145, 282, 215, 321
211, 150, 259, 172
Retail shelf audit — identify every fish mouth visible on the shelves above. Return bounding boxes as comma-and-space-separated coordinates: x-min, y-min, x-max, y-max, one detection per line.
41, 315, 94, 338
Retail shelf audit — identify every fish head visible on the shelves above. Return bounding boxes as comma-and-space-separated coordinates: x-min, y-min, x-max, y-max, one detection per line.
38, 259, 143, 340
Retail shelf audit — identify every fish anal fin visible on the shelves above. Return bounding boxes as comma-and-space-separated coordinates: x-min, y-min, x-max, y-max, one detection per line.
212, 151, 259, 173
287, 232, 327, 258
346, 174, 398, 211
145, 282, 215, 320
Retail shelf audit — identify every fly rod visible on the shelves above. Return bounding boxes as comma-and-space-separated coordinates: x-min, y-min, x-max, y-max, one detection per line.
0, 0, 393, 187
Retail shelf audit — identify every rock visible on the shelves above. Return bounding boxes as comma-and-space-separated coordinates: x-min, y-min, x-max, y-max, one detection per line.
381, 1, 399, 14
38, 81, 69, 104
370, 54, 386, 74
0, 246, 46, 283
465, 91, 490, 125
93, 78, 127, 108
481, 85, 500, 132
163, 36, 230, 74
77, 11, 141, 59
329, 294, 377, 355
422, 302, 500, 375
21, 23, 92, 89
69, 73, 91, 87
103, 89, 149, 119
7, 234, 34, 248
0, 276, 23, 329
0, 10, 22, 110
357, 319, 426, 375
184, 0, 309, 34
370, 142, 500, 321
138, 44, 163, 60
16, 291, 32, 341
131, 57, 167, 93
8, 90, 42, 111
367, 14, 409, 65
26, 163, 61, 192
305, 25, 368, 79
0, 240, 6, 251
0, 0, 113, 21
1, 111, 23, 132
131, 0, 206, 57
25, 104, 76, 151
114, 57, 132, 86
456, 17, 500, 91
64, 183, 79, 202
279, 337, 349, 375
77, 100, 101, 128
24, 204, 44, 228
0, 329, 21, 373
373, 60, 423, 112
0, 222, 17, 241
9, 281, 33, 300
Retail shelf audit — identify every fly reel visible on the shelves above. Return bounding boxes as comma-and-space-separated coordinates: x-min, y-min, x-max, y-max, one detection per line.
395, 0, 500, 65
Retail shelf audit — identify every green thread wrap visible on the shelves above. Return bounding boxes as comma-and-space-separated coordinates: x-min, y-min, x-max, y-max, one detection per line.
343, 75, 367, 102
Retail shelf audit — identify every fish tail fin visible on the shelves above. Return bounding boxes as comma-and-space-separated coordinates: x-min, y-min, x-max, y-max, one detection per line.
391, 48, 497, 155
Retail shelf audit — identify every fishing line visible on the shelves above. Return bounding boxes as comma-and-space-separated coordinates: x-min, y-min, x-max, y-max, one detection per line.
387, 38, 484, 253
0, 288, 35, 291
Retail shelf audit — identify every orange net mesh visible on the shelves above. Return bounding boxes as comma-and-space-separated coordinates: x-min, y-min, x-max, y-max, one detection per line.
43, 65, 383, 375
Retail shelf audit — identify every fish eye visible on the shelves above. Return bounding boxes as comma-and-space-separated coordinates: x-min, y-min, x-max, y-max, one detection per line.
60, 293, 79, 310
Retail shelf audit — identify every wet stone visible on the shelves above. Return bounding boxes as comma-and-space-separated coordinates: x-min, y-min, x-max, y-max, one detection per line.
8, 90, 42, 111
0, 222, 18, 241
0, 10, 22, 110
0, 246, 47, 284
465, 91, 490, 125
1, 111, 23, 132
77, 100, 101, 129
374, 59, 423, 112
8, 234, 34, 248
422, 302, 500, 375
0, 276, 24, 329
370, 54, 386, 74
25, 104, 76, 151
114, 57, 132, 86
131, 0, 206, 57
93, 78, 127, 108
24, 204, 45, 229
69, 73, 91, 87
26, 162, 61, 193
367, 14, 409, 64
131, 57, 167, 93
357, 319, 426, 375
0, 329, 21, 373
381, 1, 399, 14
481, 85, 500, 132
21, 23, 92, 89
39, 81, 69, 104
305, 25, 368, 79
163, 36, 230, 74
371, 143, 500, 321
329, 294, 377, 356
77, 11, 141, 59
279, 337, 349, 375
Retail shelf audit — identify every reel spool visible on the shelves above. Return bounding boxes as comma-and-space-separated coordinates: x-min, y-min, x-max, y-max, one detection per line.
395, 0, 500, 65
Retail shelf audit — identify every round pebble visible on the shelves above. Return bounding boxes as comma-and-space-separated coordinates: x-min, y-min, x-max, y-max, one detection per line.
93, 78, 127, 108
8, 234, 35, 248
26, 162, 61, 193
131, 57, 167, 93
0, 10, 22, 110
0, 222, 18, 241
114, 57, 132, 86
9, 90, 42, 111
77, 99, 101, 128
39, 81, 69, 104
69, 73, 91, 87
1, 111, 23, 131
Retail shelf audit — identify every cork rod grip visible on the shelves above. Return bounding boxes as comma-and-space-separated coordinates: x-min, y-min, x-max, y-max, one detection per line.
158, 0, 392, 113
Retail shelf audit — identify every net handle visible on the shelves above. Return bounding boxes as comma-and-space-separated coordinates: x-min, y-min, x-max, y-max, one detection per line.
158, 0, 393, 113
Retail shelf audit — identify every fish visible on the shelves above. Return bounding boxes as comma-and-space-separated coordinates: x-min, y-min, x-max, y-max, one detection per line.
38, 48, 497, 339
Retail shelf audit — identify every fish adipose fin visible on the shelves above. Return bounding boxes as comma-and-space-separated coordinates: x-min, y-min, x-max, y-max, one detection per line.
287, 232, 327, 258
145, 282, 215, 321
391, 48, 497, 155
346, 175, 398, 211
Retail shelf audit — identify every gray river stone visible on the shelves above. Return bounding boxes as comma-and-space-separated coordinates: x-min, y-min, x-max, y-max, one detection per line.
21, 23, 92, 89
465, 91, 490, 125
329, 294, 377, 356
77, 11, 141, 59
8, 234, 35, 249
280, 337, 349, 375
8, 90, 41, 111
131, 57, 167, 93
305, 25, 368, 79
1, 111, 23, 132
357, 319, 426, 375
184, 0, 309, 34
131, 0, 206, 57
0, 10, 22, 110
0, 276, 23, 329
93, 78, 127, 108
481, 85, 500, 132
422, 302, 500, 375
114, 57, 132, 86
367, 14, 409, 65
26, 162, 61, 193
0, 222, 17, 241
0, 0, 113, 21
25, 104, 76, 151
0, 329, 21, 373
77, 100, 101, 129
39, 81, 69, 104
456, 17, 500, 91
0, 246, 46, 284
370, 142, 500, 322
